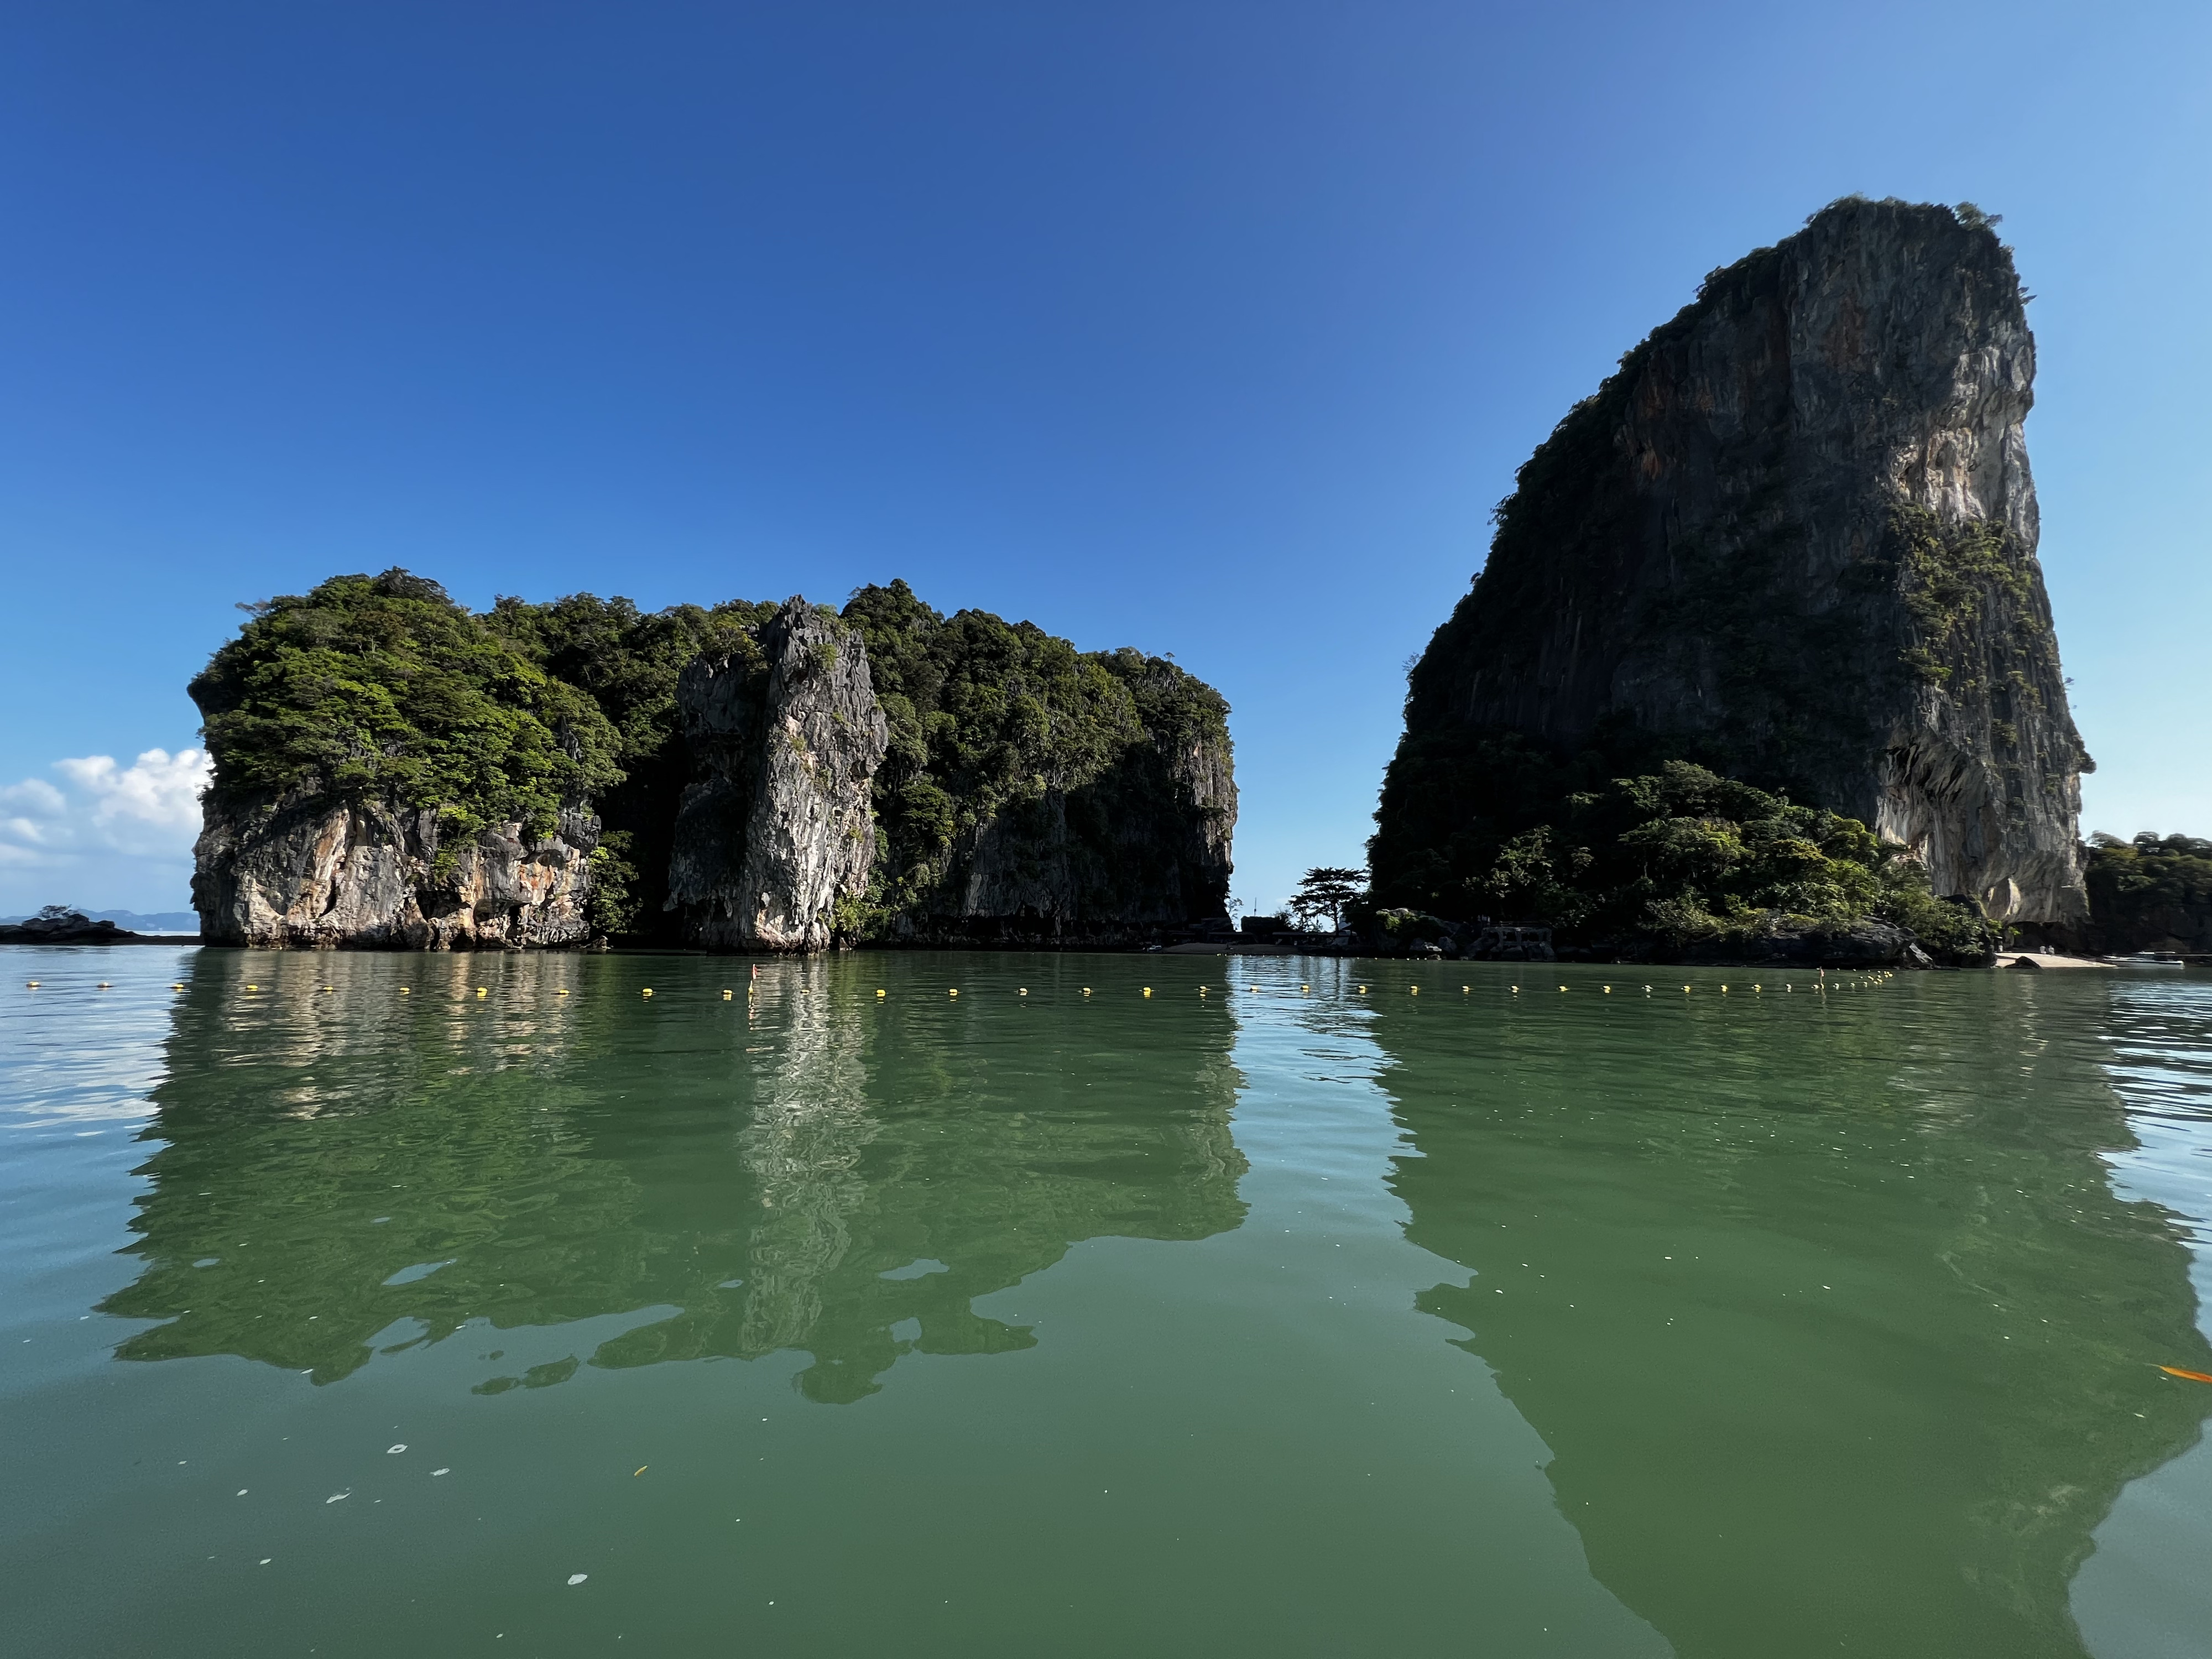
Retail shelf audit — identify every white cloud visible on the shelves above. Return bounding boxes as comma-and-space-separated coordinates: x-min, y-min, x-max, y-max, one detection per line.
0, 747, 209, 911
55, 748, 211, 837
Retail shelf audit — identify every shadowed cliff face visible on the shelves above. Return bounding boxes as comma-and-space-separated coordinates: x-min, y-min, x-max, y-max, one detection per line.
1381, 199, 2087, 924
940, 695, 1237, 943
843, 582, 1236, 947
1367, 978, 2208, 1659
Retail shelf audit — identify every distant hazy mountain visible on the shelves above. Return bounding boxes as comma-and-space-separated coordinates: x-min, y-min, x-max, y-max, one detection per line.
0, 909, 199, 935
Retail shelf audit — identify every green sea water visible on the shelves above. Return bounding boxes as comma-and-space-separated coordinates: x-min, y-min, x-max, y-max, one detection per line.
2, 947, 2207, 1659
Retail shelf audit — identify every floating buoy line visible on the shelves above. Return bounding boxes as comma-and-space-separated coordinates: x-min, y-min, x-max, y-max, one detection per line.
20, 968, 1901, 1004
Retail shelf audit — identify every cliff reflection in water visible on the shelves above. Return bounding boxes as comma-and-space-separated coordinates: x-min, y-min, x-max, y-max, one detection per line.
98, 952, 1246, 1402
1371, 975, 2210, 1659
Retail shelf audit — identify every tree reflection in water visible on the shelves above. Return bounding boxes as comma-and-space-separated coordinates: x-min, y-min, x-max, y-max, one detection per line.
98, 951, 1245, 1403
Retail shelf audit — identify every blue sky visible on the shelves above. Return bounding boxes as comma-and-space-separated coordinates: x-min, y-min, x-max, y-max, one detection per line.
2, 0, 2206, 915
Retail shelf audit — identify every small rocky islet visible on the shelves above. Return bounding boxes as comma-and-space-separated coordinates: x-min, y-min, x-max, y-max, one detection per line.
179, 197, 2205, 963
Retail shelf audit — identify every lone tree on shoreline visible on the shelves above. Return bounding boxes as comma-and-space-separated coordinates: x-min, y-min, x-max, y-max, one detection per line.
1290, 867, 1366, 932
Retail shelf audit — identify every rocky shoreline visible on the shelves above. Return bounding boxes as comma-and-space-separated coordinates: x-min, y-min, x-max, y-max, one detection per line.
0, 910, 199, 946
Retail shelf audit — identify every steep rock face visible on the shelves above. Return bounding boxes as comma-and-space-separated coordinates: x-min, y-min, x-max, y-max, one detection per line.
668, 599, 889, 951
1381, 200, 2088, 923
839, 583, 1238, 947
907, 723, 1237, 946
192, 789, 598, 948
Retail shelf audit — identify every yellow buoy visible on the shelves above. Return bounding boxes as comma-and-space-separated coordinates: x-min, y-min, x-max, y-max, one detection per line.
555, 988, 567, 996
722, 989, 733, 1000
97, 981, 111, 989
477, 987, 488, 998
1558, 985, 1568, 992
1358, 985, 1367, 994
1198, 986, 1207, 995
246, 984, 258, 991
1142, 987, 1152, 997
1409, 985, 1418, 995
1020, 988, 1029, 995
1721, 985, 1729, 993
401, 987, 411, 995
1754, 984, 1762, 993
877, 988, 886, 997
25, 980, 39, 989
1301, 984, 1310, 993
171, 983, 184, 991
1462, 985, 1470, 993
641, 988, 653, 997
948, 988, 958, 997
1083, 987, 1092, 995
1511, 985, 1519, 993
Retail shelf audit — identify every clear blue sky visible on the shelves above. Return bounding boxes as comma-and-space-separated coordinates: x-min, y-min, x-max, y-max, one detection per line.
2, 0, 2206, 915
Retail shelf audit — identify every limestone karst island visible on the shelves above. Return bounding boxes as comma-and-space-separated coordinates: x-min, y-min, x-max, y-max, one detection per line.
189, 577, 1235, 951
179, 200, 2202, 967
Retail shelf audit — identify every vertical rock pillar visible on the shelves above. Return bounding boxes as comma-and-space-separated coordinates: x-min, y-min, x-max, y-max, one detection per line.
669, 598, 890, 951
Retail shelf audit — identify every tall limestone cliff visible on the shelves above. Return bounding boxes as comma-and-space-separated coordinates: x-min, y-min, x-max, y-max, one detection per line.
189, 570, 1232, 950
1374, 199, 2089, 927
667, 599, 890, 951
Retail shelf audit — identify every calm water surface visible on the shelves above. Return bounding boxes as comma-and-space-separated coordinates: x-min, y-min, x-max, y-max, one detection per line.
3, 948, 2207, 1658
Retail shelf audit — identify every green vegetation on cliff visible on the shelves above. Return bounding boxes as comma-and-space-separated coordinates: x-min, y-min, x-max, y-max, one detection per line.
1372, 740, 1991, 961
487, 593, 776, 934
191, 571, 621, 841
2077, 834, 2212, 953
842, 580, 1231, 930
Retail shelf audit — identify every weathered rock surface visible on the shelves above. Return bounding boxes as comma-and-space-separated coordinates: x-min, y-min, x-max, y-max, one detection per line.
192, 790, 598, 949
1384, 199, 2088, 924
668, 599, 889, 951
892, 714, 1237, 948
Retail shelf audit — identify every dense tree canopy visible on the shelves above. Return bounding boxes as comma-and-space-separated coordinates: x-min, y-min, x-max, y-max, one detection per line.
2080, 833, 2212, 951
191, 570, 621, 841
1372, 750, 1990, 961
